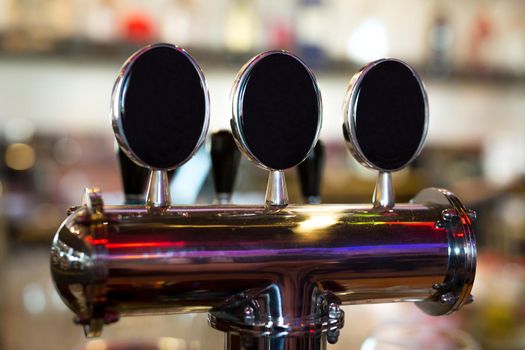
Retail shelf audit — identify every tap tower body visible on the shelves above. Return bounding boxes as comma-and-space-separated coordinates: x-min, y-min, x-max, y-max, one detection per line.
50, 45, 476, 350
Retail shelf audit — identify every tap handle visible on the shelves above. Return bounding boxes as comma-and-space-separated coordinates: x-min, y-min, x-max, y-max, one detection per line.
230, 50, 322, 207
210, 130, 240, 203
117, 144, 150, 204
111, 44, 210, 208
297, 140, 325, 204
343, 58, 428, 209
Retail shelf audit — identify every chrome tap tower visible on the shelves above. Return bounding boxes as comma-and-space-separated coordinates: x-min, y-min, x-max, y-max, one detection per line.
50, 44, 476, 350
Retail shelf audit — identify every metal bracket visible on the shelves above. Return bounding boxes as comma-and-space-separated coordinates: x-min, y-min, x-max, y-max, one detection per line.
412, 188, 477, 315
208, 286, 344, 347
79, 188, 115, 337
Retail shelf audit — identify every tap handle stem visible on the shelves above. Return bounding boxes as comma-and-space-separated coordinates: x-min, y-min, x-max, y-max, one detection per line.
211, 130, 240, 204
297, 140, 325, 204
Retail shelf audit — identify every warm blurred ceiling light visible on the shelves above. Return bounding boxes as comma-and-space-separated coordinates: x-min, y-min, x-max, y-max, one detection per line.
346, 17, 389, 64
224, 0, 256, 53
5, 143, 36, 171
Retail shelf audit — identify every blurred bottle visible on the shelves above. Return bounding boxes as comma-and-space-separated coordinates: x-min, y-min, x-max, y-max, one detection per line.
160, 0, 193, 47
468, 8, 493, 72
224, 0, 257, 54
3, 0, 74, 51
264, 1, 295, 50
0, 0, 7, 33
84, 0, 118, 44
122, 8, 155, 44
427, 12, 454, 77
295, 0, 328, 68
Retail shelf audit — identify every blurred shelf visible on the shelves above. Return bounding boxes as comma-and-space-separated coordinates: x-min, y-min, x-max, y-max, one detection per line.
1, 36, 525, 85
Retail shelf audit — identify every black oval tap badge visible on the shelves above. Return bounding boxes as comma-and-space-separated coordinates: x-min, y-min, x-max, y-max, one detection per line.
232, 51, 322, 170
344, 59, 428, 171
112, 44, 210, 170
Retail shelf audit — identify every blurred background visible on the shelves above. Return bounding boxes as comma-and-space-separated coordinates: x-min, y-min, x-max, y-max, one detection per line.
0, 0, 524, 349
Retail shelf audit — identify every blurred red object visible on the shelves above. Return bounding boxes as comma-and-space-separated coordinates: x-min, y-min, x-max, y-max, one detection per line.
122, 12, 155, 43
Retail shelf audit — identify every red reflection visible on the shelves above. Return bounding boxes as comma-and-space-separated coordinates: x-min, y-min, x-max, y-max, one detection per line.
386, 222, 437, 227
376, 221, 444, 230
106, 241, 185, 249
86, 237, 108, 245
86, 236, 185, 249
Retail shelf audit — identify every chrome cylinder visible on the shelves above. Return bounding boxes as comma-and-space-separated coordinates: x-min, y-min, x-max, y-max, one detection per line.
50, 187, 476, 344
226, 333, 327, 350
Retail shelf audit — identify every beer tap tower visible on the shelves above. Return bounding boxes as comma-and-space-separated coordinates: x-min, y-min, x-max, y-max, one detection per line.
50, 44, 476, 350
